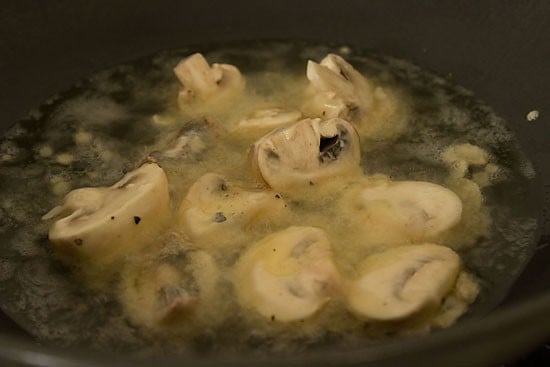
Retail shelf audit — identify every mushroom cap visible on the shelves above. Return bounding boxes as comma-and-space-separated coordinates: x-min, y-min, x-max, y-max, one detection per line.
305, 54, 374, 122
177, 172, 290, 247
234, 226, 340, 322
340, 179, 463, 245
45, 163, 171, 270
174, 53, 245, 110
304, 53, 405, 140
346, 244, 461, 321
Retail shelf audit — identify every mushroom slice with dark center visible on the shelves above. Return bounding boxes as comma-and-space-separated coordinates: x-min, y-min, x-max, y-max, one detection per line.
346, 244, 461, 321
234, 226, 340, 322
250, 117, 361, 193
42, 163, 171, 276
177, 173, 291, 247
174, 53, 245, 110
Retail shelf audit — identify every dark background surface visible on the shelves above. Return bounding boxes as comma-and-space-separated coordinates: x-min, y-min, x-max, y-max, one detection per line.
0, 1, 549, 366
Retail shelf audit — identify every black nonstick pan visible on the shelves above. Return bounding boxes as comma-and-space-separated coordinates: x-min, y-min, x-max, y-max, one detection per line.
0, 1, 549, 366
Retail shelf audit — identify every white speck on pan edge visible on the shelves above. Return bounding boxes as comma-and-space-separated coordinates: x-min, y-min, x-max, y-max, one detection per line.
526, 110, 539, 121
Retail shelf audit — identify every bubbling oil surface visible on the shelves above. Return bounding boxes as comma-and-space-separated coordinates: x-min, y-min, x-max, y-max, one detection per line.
0, 42, 538, 354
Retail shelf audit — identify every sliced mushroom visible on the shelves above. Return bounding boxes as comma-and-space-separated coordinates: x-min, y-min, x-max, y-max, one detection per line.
177, 173, 291, 247
250, 117, 361, 193
346, 244, 460, 321
43, 163, 171, 270
341, 179, 463, 244
120, 234, 220, 328
233, 108, 302, 136
234, 226, 340, 322
174, 53, 245, 109
304, 54, 403, 139
305, 54, 374, 121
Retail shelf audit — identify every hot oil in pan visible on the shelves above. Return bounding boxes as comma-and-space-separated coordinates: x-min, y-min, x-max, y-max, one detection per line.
0, 41, 538, 354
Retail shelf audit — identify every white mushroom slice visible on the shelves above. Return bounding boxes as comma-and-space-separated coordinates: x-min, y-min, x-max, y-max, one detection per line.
120, 237, 220, 328
234, 108, 302, 136
250, 117, 361, 193
43, 163, 171, 269
343, 180, 462, 244
174, 53, 245, 109
347, 244, 460, 321
234, 226, 340, 322
305, 53, 374, 123
304, 54, 406, 140
177, 173, 290, 247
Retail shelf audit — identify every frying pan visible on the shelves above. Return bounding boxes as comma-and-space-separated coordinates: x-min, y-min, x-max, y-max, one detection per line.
0, 0, 549, 366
